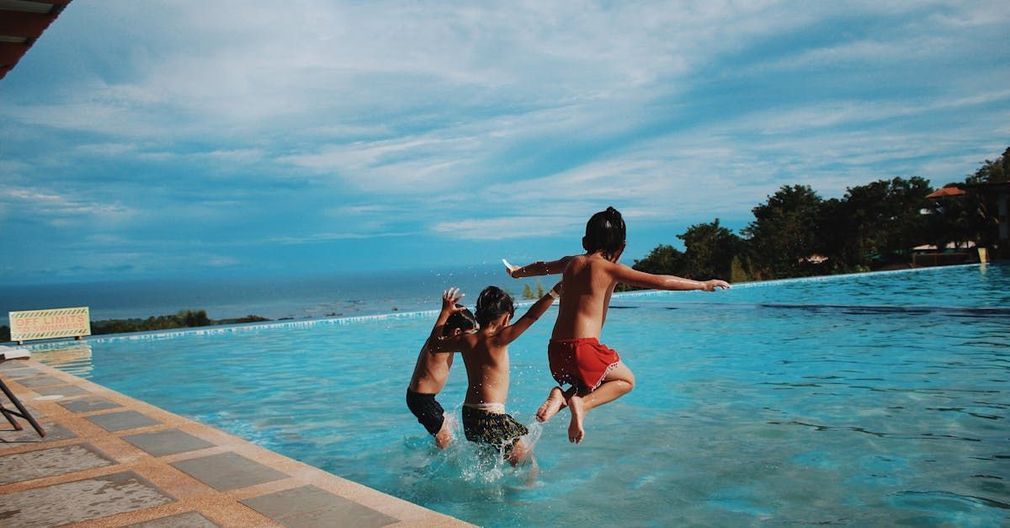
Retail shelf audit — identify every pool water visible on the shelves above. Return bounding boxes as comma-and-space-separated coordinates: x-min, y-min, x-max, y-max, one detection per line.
34, 264, 1010, 526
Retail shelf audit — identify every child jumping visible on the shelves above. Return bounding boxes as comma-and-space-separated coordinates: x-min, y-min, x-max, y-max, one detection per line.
406, 288, 478, 448
505, 206, 730, 444
430, 283, 561, 466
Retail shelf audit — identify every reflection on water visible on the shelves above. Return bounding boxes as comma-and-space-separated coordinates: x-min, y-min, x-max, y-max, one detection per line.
25, 342, 92, 377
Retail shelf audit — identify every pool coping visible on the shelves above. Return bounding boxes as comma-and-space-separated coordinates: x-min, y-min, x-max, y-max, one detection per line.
0, 357, 474, 528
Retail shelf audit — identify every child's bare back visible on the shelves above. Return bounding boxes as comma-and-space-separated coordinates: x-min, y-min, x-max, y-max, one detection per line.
550, 253, 620, 341
507, 207, 730, 444
458, 325, 513, 408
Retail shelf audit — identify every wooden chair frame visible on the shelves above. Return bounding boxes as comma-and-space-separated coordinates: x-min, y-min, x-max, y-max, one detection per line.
0, 366, 46, 437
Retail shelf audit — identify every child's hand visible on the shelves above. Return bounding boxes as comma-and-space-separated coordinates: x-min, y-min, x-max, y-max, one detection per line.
502, 258, 520, 278
702, 279, 730, 291
442, 288, 465, 311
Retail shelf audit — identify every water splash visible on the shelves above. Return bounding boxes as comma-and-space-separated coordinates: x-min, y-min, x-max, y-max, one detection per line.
400, 415, 544, 491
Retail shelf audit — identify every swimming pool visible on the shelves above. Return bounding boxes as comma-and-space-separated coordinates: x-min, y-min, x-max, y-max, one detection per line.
33, 264, 1010, 526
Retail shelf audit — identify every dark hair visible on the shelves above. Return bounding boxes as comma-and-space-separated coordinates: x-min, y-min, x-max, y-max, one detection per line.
475, 286, 515, 326
443, 306, 478, 335
583, 206, 626, 257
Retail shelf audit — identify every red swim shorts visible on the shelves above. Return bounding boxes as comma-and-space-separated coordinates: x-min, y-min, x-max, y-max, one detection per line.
548, 337, 621, 392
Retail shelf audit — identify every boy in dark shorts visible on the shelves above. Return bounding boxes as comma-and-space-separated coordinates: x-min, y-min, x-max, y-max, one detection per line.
406, 288, 478, 448
505, 206, 729, 443
430, 283, 561, 465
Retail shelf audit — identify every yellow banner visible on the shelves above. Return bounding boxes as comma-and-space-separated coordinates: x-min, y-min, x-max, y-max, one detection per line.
9, 307, 91, 342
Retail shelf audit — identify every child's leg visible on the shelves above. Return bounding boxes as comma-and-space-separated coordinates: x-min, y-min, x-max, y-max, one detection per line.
536, 386, 569, 422
566, 362, 635, 444
581, 362, 635, 412
507, 437, 534, 467
434, 415, 453, 449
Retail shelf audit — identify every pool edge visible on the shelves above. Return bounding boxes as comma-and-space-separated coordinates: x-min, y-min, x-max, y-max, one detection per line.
0, 357, 475, 528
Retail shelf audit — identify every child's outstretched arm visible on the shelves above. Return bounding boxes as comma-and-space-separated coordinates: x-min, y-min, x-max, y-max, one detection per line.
611, 263, 730, 291
503, 256, 574, 278
424, 288, 464, 351
428, 287, 479, 354
496, 281, 562, 345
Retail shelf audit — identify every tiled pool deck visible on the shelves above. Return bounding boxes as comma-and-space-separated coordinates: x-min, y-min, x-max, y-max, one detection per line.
0, 358, 472, 528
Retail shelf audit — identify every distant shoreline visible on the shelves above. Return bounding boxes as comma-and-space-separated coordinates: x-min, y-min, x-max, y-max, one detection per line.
2, 261, 994, 345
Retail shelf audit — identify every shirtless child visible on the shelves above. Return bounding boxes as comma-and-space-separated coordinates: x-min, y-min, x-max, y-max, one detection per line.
406, 288, 478, 448
431, 284, 561, 465
505, 207, 730, 444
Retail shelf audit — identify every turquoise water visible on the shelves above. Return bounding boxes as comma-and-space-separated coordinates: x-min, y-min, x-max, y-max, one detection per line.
31, 264, 1010, 526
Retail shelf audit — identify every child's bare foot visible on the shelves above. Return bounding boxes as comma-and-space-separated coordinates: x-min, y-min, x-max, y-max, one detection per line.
536, 387, 566, 422
567, 395, 585, 444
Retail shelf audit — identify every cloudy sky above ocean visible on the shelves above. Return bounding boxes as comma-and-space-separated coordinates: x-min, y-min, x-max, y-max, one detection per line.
2, 1, 1008, 281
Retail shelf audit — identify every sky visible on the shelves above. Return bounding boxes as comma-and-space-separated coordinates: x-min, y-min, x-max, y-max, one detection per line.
1, 1, 1009, 283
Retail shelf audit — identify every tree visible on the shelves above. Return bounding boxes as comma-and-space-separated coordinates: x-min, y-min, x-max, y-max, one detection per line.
965, 146, 1010, 184
962, 146, 1009, 247
743, 185, 823, 278
678, 219, 743, 279
180, 310, 211, 327
632, 244, 686, 276
812, 197, 852, 272
923, 189, 972, 250
729, 255, 756, 282
521, 281, 545, 300
835, 177, 933, 266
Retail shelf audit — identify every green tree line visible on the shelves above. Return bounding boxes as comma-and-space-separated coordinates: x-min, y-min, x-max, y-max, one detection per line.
631, 146, 1009, 283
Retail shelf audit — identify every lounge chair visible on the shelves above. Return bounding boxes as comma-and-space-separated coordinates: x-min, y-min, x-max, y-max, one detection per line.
0, 356, 46, 437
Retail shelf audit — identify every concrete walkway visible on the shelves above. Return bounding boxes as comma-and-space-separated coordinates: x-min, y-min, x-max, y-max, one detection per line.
0, 359, 472, 528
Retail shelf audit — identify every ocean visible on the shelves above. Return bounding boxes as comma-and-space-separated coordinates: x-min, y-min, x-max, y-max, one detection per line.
0, 264, 552, 326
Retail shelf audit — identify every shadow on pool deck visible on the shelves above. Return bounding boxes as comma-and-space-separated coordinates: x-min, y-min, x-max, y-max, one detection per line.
0, 358, 472, 528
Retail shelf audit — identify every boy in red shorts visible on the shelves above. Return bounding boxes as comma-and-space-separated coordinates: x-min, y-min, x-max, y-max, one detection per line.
505, 207, 730, 444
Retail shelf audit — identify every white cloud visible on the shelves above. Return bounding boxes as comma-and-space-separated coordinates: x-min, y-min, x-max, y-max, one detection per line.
281, 134, 478, 191
75, 142, 138, 157
192, 149, 265, 164
266, 231, 415, 245
325, 204, 395, 217
764, 36, 953, 71
432, 216, 579, 240
4, 0, 1009, 268
0, 187, 136, 223
1, 1, 829, 140
733, 89, 1010, 135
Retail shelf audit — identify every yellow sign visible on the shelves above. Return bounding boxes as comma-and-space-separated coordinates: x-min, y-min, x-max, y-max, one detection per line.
9, 307, 91, 343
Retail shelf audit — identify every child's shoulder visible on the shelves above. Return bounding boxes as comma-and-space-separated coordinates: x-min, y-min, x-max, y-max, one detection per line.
576, 253, 621, 270
567, 254, 596, 269
444, 332, 480, 352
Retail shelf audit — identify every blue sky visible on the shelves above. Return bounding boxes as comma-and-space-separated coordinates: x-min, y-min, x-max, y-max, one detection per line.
2, 1, 1008, 282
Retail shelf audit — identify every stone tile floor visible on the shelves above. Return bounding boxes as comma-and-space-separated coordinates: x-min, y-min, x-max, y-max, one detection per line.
0, 358, 471, 527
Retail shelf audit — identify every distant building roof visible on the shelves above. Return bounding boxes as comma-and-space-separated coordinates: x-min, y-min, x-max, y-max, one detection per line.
0, 0, 72, 80
926, 186, 967, 199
